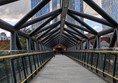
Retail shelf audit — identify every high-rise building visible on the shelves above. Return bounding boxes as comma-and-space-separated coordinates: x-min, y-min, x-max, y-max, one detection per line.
66, 0, 83, 32
31, 0, 83, 30
31, 0, 50, 30
50, 0, 61, 22
31, 0, 50, 17
102, 0, 118, 31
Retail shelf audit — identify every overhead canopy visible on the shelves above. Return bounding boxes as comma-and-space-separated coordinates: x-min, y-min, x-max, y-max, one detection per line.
0, 0, 117, 49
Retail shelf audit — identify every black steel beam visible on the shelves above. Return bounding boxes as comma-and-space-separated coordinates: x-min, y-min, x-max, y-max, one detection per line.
44, 28, 60, 37
0, 0, 18, 6
36, 21, 60, 34
62, 34, 78, 45
61, 36, 76, 47
68, 9, 114, 27
46, 37, 59, 47
98, 28, 114, 36
83, 0, 118, 27
109, 30, 117, 47
15, 0, 51, 30
36, 26, 60, 40
44, 35, 59, 46
49, 39, 59, 48
65, 31, 82, 42
64, 28, 82, 41
40, 31, 60, 43
66, 24, 88, 39
60, 37, 73, 47
59, 38, 72, 48
83, 28, 114, 43
65, 21, 91, 33
68, 12, 98, 35
42, 34, 59, 45
63, 33, 79, 44
20, 8, 62, 28
29, 15, 60, 36
36, 23, 60, 39
0, 19, 15, 32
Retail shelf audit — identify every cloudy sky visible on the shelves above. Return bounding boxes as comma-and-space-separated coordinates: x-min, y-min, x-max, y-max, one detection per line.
0, 0, 102, 37
0, 0, 30, 20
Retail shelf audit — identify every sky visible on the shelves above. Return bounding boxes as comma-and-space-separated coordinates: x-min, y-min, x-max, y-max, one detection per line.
0, 0, 102, 37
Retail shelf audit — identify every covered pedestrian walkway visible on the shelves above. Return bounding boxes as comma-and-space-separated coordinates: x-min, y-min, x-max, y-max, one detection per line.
30, 55, 107, 83
0, 0, 118, 83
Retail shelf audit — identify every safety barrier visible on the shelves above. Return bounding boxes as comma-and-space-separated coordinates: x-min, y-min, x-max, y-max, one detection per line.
65, 50, 118, 83
0, 51, 54, 83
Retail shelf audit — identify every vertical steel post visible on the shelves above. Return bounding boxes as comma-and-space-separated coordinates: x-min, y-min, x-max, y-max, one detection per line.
96, 36, 100, 49
10, 32, 17, 51
96, 36, 100, 73
36, 41, 39, 51
80, 42, 83, 50
10, 32, 17, 83
26, 38, 32, 52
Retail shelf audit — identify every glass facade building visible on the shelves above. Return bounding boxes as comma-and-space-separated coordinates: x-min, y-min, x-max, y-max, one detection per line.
51, 0, 61, 22
66, 0, 83, 32
31, 0, 50, 30
102, 0, 118, 30
31, 0, 61, 29
31, 0, 50, 17
31, 0, 83, 30
67, 0, 83, 24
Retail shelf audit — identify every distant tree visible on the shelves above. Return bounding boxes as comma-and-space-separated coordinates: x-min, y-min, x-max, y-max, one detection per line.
19, 35, 27, 50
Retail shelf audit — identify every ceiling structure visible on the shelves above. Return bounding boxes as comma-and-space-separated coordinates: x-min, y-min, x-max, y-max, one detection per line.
0, 0, 118, 49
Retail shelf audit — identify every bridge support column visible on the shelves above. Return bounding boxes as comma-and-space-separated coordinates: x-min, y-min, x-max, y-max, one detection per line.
26, 38, 32, 51
10, 32, 17, 51
35, 41, 39, 51
80, 42, 83, 50
109, 29, 117, 48
96, 36, 100, 49
86, 39, 89, 49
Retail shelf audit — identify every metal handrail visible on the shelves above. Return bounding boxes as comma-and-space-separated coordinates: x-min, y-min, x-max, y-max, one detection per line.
68, 50, 118, 54
0, 51, 50, 60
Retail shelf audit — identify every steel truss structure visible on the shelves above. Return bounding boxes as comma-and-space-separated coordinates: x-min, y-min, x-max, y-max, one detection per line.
0, 0, 118, 51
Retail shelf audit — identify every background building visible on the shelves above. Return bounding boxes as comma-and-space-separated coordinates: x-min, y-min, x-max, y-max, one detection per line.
0, 32, 8, 40
102, 0, 118, 31
31, 0, 83, 30
31, 0, 50, 30
66, 0, 83, 33
67, 0, 83, 23
50, 0, 61, 22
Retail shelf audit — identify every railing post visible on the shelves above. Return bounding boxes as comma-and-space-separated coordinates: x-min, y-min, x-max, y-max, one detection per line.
10, 32, 17, 83
96, 36, 100, 73
26, 38, 33, 78
26, 38, 32, 52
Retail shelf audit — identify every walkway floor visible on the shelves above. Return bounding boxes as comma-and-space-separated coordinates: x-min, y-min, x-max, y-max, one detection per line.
30, 55, 107, 83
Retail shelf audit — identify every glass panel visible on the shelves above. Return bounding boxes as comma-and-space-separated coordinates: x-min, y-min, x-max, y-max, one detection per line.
25, 56, 31, 75
105, 53, 115, 74
18, 58, 25, 81
115, 55, 118, 77
88, 53, 92, 64
0, 59, 13, 83
34, 55, 38, 69
0, 0, 31, 25
30, 56, 35, 71
13, 59, 21, 82
84, 19, 103, 32
92, 53, 97, 67
23, 57, 29, 77
98, 53, 105, 70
